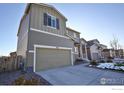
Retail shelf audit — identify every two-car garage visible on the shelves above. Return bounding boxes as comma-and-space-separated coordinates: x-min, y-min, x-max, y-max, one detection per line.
34, 45, 73, 72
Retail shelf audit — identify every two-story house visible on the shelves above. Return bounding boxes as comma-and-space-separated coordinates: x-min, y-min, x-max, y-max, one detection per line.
87, 39, 102, 60
17, 3, 82, 72
66, 27, 82, 61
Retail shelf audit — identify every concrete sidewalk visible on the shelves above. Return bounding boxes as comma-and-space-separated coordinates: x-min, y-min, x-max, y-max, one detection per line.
36, 64, 124, 85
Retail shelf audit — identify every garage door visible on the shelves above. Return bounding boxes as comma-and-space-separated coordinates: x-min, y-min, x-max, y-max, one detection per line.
35, 48, 72, 72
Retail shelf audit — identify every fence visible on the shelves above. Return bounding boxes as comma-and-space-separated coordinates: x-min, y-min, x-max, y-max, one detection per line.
0, 56, 22, 73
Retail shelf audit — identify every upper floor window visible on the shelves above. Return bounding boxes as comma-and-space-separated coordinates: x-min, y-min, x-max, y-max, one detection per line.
44, 13, 59, 29
74, 33, 77, 38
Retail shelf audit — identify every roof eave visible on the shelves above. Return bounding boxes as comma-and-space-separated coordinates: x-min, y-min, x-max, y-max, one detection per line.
33, 3, 67, 21
66, 27, 81, 34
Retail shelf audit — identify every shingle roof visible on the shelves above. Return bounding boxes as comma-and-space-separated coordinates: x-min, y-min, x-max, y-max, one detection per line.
100, 44, 107, 47
80, 38, 87, 43
87, 39, 99, 47
102, 49, 114, 52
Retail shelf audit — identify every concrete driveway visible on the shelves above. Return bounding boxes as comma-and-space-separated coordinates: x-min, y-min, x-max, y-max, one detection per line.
36, 64, 124, 85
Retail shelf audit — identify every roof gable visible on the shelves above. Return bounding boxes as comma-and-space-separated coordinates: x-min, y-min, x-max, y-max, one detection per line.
26, 3, 67, 21
87, 39, 100, 48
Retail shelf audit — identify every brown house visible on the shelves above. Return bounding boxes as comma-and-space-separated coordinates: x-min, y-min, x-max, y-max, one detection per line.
102, 49, 124, 59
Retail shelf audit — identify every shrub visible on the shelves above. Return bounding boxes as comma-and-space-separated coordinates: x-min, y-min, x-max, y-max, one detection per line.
114, 63, 124, 66
107, 60, 113, 63
90, 60, 98, 66
13, 75, 40, 85
99, 60, 105, 63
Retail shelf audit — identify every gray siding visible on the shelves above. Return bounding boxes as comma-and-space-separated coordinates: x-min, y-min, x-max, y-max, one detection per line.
17, 3, 81, 68
27, 30, 74, 66
17, 14, 29, 61
30, 4, 67, 36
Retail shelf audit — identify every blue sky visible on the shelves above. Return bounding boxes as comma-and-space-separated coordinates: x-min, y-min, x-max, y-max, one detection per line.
0, 3, 124, 56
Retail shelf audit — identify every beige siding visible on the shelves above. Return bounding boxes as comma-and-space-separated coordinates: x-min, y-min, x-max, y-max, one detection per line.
66, 29, 80, 42
90, 45, 101, 60
30, 4, 67, 36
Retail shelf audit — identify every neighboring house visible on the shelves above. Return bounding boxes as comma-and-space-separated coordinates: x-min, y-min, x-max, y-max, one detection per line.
87, 39, 102, 60
17, 3, 82, 72
66, 27, 82, 61
80, 38, 88, 61
115, 49, 124, 58
119, 49, 124, 58
102, 49, 124, 59
102, 49, 115, 59
99, 44, 107, 58
100, 44, 107, 50
0, 52, 18, 72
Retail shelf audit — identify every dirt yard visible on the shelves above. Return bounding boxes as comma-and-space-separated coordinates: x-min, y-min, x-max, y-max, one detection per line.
0, 70, 51, 85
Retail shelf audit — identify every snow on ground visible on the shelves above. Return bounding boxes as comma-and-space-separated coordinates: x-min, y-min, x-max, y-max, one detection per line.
96, 63, 124, 71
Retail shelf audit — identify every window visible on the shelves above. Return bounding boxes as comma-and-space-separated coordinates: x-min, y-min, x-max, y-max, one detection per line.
48, 15, 56, 28
74, 47, 78, 53
74, 33, 77, 38
51, 17, 56, 27
48, 15, 51, 26
44, 13, 59, 29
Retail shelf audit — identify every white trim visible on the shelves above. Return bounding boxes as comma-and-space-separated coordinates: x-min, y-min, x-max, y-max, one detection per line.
47, 13, 57, 29
28, 50, 34, 53
34, 44, 56, 49
33, 44, 73, 72
47, 13, 56, 19
58, 47, 72, 50
30, 28, 69, 39
47, 25, 57, 30
34, 46, 36, 72
74, 46, 78, 54
72, 52, 78, 54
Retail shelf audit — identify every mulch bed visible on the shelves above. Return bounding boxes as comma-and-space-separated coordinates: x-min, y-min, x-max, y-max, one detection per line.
0, 70, 51, 85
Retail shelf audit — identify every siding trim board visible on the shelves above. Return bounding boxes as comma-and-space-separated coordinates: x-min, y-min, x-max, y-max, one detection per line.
33, 44, 73, 72
30, 28, 69, 39
29, 50, 34, 53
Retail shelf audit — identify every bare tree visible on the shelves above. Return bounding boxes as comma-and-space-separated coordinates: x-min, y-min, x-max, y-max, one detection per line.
110, 35, 120, 50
